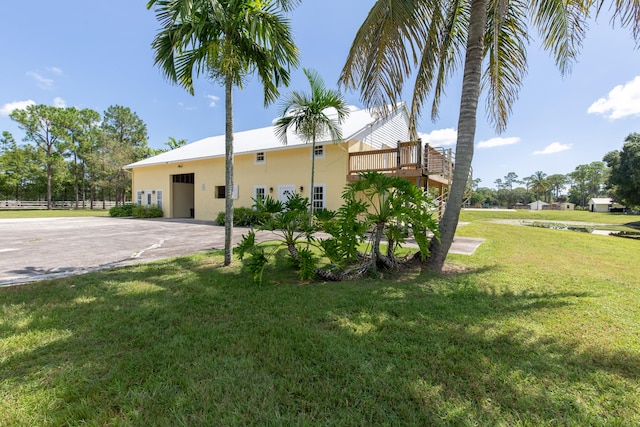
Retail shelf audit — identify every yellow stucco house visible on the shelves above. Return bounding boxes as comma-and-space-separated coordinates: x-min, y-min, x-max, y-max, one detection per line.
124, 104, 454, 221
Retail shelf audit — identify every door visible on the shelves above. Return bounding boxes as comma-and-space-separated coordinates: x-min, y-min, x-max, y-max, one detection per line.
278, 185, 296, 203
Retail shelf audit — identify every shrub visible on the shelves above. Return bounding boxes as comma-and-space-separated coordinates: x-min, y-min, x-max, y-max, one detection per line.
109, 203, 135, 217
235, 195, 314, 284
234, 174, 439, 284
216, 207, 269, 226
215, 211, 225, 225
132, 204, 163, 218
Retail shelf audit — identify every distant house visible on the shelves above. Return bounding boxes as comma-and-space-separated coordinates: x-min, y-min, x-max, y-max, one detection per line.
558, 202, 575, 211
541, 202, 575, 211
588, 198, 624, 213
124, 104, 456, 221
528, 200, 548, 211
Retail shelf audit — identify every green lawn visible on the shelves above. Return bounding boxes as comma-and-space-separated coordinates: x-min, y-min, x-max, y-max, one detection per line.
0, 209, 109, 219
1, 210, 639, 425
459, 208, 637, 225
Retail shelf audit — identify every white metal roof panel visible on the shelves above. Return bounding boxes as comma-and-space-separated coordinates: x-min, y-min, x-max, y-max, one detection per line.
125, 105, 407, 169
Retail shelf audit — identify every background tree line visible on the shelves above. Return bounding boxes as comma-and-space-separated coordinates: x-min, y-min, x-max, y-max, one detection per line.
0, 104, 151, 209
469, 132, 640, 209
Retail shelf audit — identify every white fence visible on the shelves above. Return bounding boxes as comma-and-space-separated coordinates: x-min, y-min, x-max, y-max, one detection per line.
1, 200, 121, 209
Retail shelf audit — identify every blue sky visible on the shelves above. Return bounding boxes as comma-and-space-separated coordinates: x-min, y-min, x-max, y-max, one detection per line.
1, 0, 638, 188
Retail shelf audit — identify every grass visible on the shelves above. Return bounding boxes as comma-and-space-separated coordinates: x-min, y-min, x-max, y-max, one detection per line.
459, 208, 637, 225
1, 210, 639, 425
0, 209, 109, 219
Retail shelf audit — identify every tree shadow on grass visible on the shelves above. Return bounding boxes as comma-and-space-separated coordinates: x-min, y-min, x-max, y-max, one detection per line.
0, 253, 638, 425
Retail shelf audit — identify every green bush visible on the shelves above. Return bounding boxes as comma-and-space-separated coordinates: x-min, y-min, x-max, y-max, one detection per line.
216, 207, 269, 226
109, 203, 135, 217
132, 205, 163, 218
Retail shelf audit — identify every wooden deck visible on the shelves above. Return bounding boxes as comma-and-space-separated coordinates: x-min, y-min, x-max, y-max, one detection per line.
347, 141, 454, 185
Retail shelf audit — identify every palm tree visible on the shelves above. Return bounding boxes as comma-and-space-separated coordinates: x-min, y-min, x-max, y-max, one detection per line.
339, 0, 638, 272
147, 0, 299, 265
165, 137, 187, 151
529, 171, 549, 201
274, 68, 349, 226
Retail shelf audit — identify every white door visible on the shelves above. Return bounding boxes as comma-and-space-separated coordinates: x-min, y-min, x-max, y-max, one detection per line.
278, 185, 296, 203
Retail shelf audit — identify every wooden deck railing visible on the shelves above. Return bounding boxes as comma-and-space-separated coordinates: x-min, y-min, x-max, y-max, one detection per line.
348, 142, 421, 174
348, 141, 453, 180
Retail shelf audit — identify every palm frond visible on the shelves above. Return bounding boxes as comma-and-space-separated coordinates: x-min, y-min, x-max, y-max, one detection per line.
483, 0, 529, 132
529, 0, 590, 75
411, 0, 468, 126
593, 0, 640, 43
339, 0, 432, 110
148, 0, 298, 101
275, 68, 349, 146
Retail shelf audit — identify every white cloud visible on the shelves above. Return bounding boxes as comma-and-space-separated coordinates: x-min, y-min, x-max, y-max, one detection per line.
53, 97, 66, 108
178, 102, 196, 111
207, 94, 220, 107
477, 136, 520, 148
587, 75, 640, 119
27, 71, 54, 89
532, 142, 572, 155
420, 128, 457, 146
0, 99, 36, 116
47, 66, 63, 75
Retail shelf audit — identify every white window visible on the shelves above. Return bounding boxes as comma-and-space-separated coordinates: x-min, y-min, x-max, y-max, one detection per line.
313, 144, 325, 159
254, 186, 266, 203
255, 152, 265, 164
156, 190, 163, 210
312, 184, 326, 210
136, 190, 143, 206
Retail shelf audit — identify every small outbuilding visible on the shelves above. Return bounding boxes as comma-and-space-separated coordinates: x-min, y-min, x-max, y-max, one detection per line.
588, 198, 624, 213
559, 202, 575, 211
542, 202, 575, 210
528, 200, 548, 211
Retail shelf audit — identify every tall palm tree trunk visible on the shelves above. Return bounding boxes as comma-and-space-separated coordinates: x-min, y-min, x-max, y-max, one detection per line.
224, 77, 234, 266
427, 0, 487, 272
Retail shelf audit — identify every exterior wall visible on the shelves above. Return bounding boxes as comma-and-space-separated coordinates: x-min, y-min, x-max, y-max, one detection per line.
590, 203, 609, 213
131, 142, 350, 221
589, 202, 622, 213
350, 107, 411, 149
234, 142, 349, 214
131, 165, 173, 217
528, 201, 547, 211
348, 139, 382, 153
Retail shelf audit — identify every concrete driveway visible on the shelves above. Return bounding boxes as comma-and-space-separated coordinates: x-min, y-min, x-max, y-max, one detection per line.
0, 217, 255, 286
0, 217, 483, 287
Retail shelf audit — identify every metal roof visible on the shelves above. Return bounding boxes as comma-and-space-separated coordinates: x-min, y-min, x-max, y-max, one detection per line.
125, 104, 408, 169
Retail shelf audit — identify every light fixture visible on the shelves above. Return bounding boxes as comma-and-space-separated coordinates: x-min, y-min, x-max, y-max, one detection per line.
177, 164, 183, 168
299, 186, 304, 192
152, 190, 155, 194
269, 187, 273, 193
